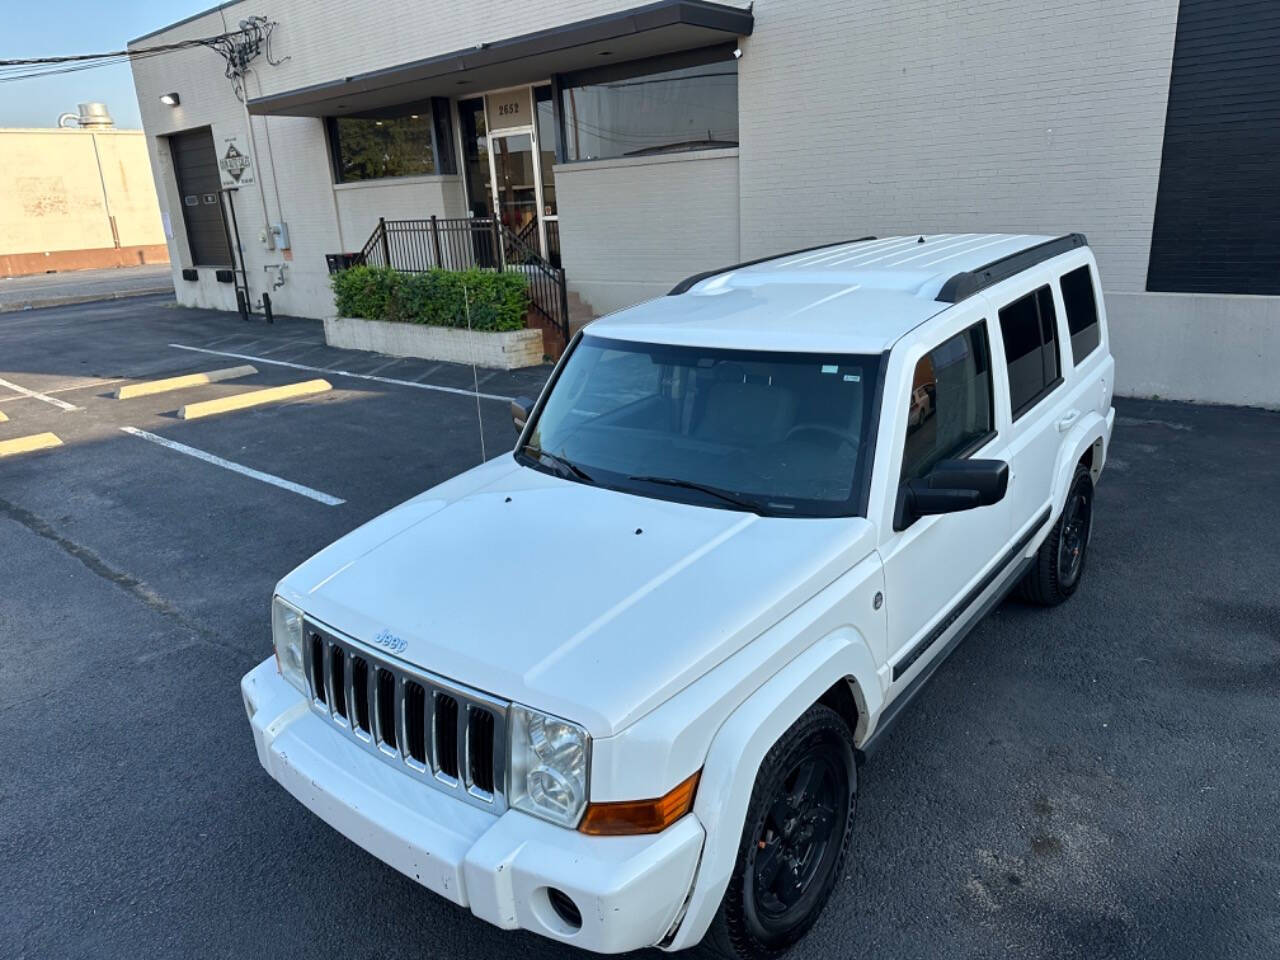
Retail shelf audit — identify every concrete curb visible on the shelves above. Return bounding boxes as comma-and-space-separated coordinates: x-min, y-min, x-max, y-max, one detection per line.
0, 286, 174, 313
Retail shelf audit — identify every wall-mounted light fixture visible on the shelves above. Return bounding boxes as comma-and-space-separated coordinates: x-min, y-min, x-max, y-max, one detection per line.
160, 92, 181, 106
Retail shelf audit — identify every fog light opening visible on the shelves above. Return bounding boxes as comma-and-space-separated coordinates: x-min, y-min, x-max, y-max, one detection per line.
546, 887, 582, 932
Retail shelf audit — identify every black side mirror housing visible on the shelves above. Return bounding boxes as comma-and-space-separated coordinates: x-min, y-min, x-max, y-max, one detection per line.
894, 458, 1009, 530
510, 396, 534, 433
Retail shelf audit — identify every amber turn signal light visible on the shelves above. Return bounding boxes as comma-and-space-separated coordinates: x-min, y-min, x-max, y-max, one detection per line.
578, 770, 701, 836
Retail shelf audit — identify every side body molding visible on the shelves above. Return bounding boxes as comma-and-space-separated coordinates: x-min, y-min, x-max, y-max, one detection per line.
663, 632, 882, 950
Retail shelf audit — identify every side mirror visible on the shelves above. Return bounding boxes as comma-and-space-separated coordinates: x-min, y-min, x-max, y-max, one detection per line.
894, 458, 1008, 530
510, 396, 534, 433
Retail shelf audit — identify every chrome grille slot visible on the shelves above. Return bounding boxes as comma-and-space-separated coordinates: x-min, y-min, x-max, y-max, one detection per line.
435, 694, 460, 779
375, 668, 398, 752
302, 619, 509, 813
350, 656, 371, 735
308, 633, 326, 706
329, 647, 346, 720
468, 707, 496, 795
404, 681, 428, 766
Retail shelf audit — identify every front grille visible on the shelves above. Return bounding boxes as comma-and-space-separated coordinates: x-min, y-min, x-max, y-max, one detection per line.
302, 619, 508, 812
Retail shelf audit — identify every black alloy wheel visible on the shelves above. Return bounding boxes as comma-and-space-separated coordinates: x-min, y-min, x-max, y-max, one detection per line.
706, 704, 856, 960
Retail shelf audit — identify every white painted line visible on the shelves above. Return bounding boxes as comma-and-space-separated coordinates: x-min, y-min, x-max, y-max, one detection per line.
0, 377, 131, 403
0, 375, 80, 411
169, 343, 513, 402
120, 427, 345, 506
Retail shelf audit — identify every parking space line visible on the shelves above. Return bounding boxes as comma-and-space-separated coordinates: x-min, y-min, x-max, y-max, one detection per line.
120, 427, 345, 506
0, 376, 80, 412
178, 378, 332, 420
115, 365, 258, 400
0, 432, 63, 457
169, 343, 514, 402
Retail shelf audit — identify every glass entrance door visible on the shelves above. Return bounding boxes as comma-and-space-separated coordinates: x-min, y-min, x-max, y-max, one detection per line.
489, 132, 540, 250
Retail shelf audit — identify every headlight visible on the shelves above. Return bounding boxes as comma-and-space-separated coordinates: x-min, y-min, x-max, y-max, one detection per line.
271, 596, 306, 694
508, 704, 589, 827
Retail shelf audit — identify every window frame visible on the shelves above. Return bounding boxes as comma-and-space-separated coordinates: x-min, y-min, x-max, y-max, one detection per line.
999, 283, 1064, 421
898, 319, 998, 482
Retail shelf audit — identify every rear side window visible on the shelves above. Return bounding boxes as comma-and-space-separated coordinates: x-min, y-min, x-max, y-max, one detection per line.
998, 285, 1061, 419
901, 322, 995, 480
1060, 265, 1101, 363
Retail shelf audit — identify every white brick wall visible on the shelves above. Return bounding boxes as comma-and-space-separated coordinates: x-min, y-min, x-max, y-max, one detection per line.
736, 0, 1182, 295
554, 149, 741, 313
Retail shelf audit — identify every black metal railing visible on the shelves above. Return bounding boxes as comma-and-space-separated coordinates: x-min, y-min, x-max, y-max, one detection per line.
354, 216, 568, 345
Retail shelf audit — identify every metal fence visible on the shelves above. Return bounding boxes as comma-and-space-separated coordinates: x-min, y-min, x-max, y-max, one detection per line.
355, 216, 568, 344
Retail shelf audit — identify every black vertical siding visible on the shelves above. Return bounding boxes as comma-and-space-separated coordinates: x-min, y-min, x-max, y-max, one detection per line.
170, 128, 233, 268
1147, 0, 1280, 295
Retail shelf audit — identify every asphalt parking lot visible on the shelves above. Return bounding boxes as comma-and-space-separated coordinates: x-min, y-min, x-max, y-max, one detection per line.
2, 295, 1278, 960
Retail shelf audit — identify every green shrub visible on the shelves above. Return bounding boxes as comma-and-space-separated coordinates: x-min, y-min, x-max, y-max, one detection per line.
331, 266, 529, 332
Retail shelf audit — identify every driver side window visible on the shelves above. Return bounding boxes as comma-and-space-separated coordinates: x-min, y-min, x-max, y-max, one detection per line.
900, 322, 995, 480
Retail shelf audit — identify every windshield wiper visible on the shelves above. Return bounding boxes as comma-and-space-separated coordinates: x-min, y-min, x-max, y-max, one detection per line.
627, 475, 764, 513
522, 445, 594, 483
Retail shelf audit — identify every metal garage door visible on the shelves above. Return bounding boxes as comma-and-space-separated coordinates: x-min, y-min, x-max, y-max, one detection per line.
170, 128, 232, 267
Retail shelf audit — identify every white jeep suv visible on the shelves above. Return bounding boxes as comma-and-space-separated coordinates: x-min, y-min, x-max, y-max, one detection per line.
243, 233, 1114, 959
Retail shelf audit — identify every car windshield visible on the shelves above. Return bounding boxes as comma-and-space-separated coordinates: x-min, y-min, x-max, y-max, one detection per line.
520, 335, 883, 517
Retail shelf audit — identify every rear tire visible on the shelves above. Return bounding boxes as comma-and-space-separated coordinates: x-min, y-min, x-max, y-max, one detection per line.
703, 704, 856, 960
1017, 463, 1094, 606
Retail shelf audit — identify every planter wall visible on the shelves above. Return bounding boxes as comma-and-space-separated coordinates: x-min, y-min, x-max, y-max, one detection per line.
324, 316, 544, 370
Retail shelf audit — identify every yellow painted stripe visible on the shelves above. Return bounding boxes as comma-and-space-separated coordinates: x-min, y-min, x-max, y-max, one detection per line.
0, 432, 62, 457
0, 410, 8, 422
177, 379, 332, 420
115, 364, 258, 399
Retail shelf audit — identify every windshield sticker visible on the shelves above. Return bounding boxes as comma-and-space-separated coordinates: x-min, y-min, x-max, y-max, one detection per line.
821, 364, 839, 374
844, 374, 861, 382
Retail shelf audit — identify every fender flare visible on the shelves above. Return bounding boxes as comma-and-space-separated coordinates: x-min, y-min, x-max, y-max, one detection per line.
1050, 411, 1107, 516
663, 631, 881, 950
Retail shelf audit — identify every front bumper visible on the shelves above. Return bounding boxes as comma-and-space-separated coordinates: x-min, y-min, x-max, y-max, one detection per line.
241, 657, 704, 953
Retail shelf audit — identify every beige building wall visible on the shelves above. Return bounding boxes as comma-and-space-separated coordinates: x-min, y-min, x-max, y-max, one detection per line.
0, 128, 168, 276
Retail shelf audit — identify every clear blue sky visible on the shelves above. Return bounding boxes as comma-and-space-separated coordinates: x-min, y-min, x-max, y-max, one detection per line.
1, 1, 214, 128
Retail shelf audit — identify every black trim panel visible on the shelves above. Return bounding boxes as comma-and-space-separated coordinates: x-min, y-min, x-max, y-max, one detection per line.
668, 236, 878, 295
891, 505, 1052, 682
936, 234, 1087, 303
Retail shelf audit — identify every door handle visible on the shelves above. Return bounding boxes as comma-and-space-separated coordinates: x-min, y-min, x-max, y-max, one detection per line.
1056, 409, 1081, 433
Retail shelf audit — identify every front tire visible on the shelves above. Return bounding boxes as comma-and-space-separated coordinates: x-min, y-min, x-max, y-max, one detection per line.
1017, 463, 1094, 606
704, 704, 856, 960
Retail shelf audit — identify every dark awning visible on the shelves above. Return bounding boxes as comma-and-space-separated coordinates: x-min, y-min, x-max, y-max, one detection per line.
246, 0, 753, 117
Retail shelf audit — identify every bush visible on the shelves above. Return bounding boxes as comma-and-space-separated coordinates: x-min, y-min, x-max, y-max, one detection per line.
331, 266, 529, 332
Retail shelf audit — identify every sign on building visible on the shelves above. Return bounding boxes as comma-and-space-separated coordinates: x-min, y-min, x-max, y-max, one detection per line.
485, 89, 533, 132
218, 134, 255, 188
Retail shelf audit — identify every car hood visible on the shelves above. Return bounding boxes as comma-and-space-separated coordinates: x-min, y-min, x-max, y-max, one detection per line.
278, 456, 876, 736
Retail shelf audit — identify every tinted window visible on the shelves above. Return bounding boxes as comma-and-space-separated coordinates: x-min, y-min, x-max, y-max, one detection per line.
1060, 266, 1101, 363
901, 323, 995, 480
561, 58, 738, 161
999, 285, 1061, 418
524, 336, 881, 517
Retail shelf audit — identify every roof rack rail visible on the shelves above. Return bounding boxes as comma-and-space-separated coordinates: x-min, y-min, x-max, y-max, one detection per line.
668, 236, 878, 295
935, 233, 1088, 303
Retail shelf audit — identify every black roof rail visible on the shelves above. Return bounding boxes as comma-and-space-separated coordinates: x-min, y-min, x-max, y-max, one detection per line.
935, 233, 1088, 303
668, 236, 879, 295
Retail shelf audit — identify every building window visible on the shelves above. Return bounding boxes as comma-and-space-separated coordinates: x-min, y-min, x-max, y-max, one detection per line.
328, 99, 455, 183
901, 322, 995, 481
998, 286, 1062, 420
560, 53, 738, 162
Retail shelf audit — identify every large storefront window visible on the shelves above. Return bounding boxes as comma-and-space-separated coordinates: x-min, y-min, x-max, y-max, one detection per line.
561, 56, 738, 162
328, 100, 455, 183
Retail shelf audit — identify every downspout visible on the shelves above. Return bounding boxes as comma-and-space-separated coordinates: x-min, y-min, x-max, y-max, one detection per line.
89, 132, 120, 248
